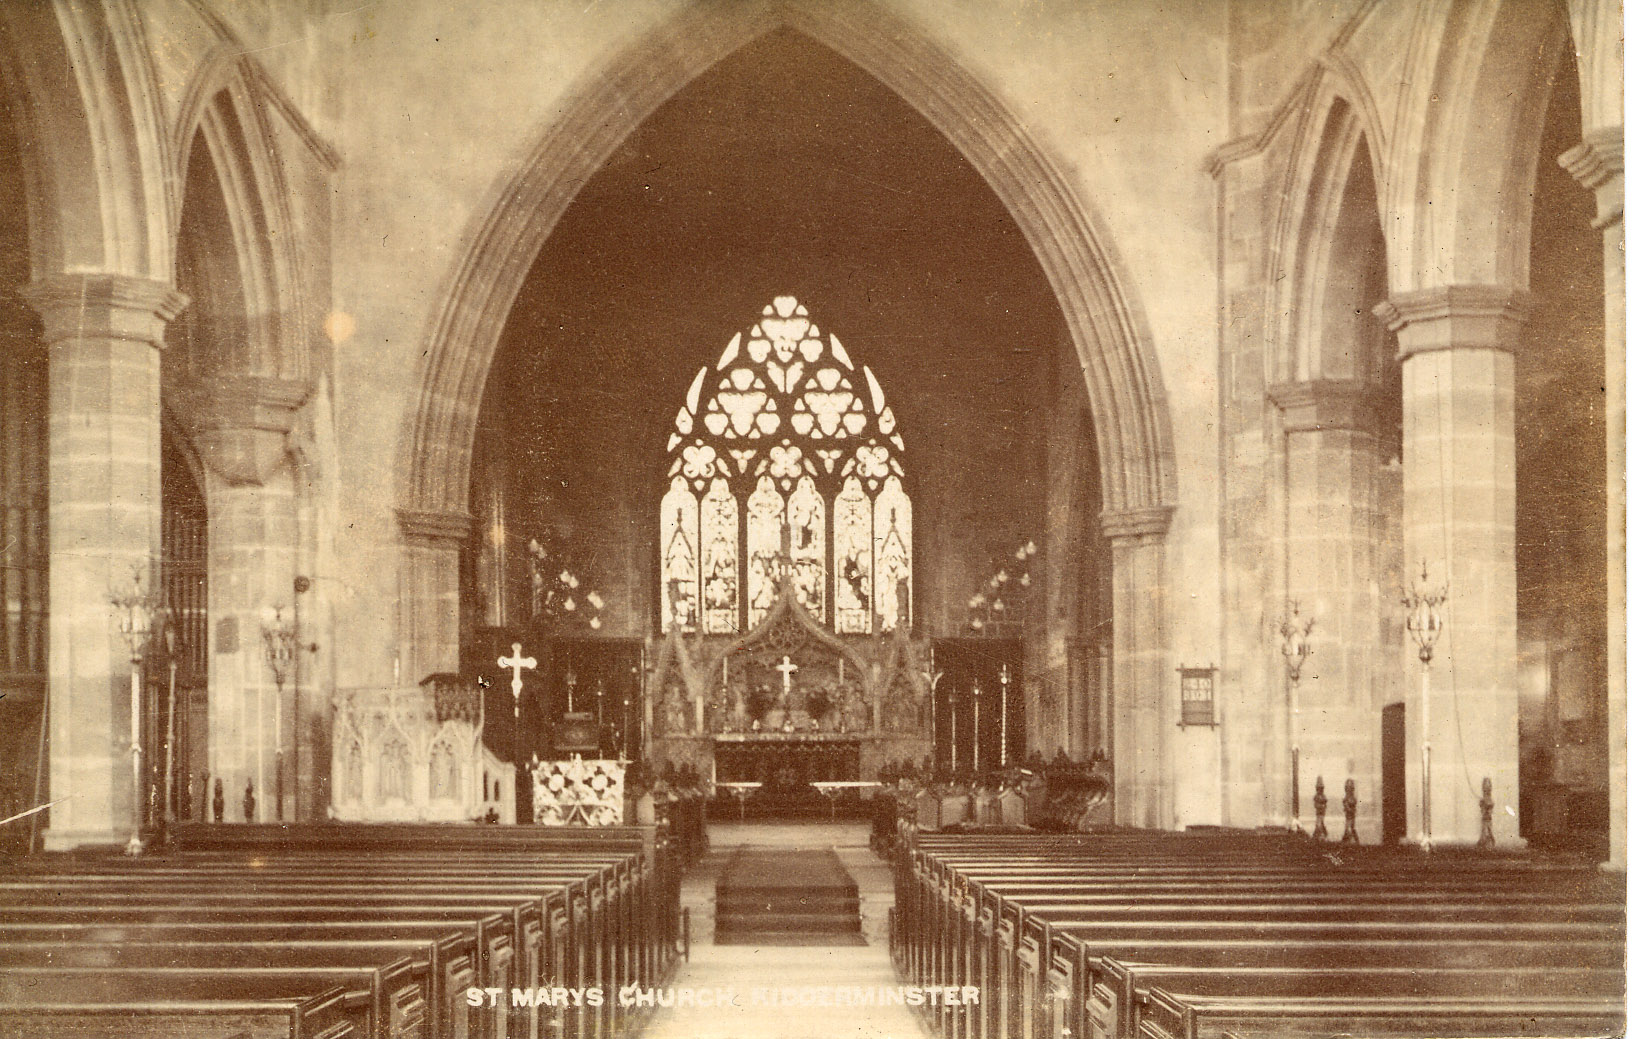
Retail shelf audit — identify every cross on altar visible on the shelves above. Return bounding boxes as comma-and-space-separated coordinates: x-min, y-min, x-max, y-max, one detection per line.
775, 655, 800, 695
498, 643, 536, 701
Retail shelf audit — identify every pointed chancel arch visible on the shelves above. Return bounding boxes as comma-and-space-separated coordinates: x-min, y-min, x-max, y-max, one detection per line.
662, 296, 912, 637
398, 0, 1179, 827
398, 0, 1174, 529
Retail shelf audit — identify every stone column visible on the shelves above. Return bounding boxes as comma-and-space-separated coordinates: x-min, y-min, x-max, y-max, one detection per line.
1268, 379, 1391, 842
25, 273, 187, 850
1559, 128, 1623, 867
181, 374, 307, 822
1375, 287, 1528, 847
1102, 505, 1174, 828
396, 509, 471, 682
1035, 401, 1089, 757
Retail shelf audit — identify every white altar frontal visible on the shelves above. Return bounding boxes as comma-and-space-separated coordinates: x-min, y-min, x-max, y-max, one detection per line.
532, 756, 626, 826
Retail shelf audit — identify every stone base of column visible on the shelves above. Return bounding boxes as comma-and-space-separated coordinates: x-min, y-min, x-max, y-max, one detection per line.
42, 828, 130, 852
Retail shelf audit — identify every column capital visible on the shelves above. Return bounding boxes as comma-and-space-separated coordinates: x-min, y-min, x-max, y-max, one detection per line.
1559, 127, 1622, 190
396, 508, 473, 548
1559, 127, 1623, 228
1100, 504, 1175, 545
21, 273, 189, 347
1372, 286, 1532, 361
1267, 378, 1379, 433
171, 374, 311, 486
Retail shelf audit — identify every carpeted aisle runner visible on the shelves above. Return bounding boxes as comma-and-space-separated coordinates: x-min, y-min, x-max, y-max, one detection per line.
714, 847, 865, 945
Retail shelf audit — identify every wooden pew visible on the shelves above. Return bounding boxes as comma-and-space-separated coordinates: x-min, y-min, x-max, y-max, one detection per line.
123, 846, 667, 1010
1, 846, 654, 1039
1137, 989, 1625, 1039
897, 832, 1622, 1039
18, 853, 654, 993
0, 905, 518, 1039
1085, 950, 1625, 1039
3, 822, 672, 1039
0, 960, 429, 1039
0, 973, 368, 1039
0, 935, 477, 1039
0, 864, 631, 1039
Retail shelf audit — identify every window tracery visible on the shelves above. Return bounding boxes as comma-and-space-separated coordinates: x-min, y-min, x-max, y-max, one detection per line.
663, 296, 911, 634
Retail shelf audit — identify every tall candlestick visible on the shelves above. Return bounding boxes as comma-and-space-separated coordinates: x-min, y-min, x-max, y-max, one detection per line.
999, 663, 1010, 767
972, 682, 981, 772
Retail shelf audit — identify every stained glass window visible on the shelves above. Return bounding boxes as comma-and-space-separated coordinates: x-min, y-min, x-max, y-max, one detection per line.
662, 296, 911, 634
699, 478, 738, 634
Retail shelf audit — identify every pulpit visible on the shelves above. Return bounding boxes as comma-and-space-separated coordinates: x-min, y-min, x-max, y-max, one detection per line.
329, 676, 487, 822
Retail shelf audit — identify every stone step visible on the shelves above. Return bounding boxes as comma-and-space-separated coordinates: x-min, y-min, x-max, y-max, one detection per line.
716, 912, 862, 933
715, 893, 861, 912
711, 930, 869, 947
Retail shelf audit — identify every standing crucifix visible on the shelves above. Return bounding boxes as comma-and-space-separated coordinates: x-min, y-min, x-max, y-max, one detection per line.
775, 655, 800, 696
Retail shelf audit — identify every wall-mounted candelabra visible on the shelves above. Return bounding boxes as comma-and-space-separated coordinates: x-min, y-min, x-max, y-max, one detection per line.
1403, 561, 1446, 852
967, 540, 1037, 635
528, 537, 605, 632
111, 568, 163, 855
1277, 601, 1315, 833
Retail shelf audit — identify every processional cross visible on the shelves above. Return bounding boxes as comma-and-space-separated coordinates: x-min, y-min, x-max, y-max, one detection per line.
499, 643, 537, 703
498, 643, 537, 807
775, 655, 800, 696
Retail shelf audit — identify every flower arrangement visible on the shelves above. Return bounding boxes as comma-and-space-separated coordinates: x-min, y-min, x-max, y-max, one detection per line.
805, 685, 834, 724
746, 684, 775, 723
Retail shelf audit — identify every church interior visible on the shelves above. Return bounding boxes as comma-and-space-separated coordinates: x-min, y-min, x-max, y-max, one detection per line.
0, 1, 1624, 1036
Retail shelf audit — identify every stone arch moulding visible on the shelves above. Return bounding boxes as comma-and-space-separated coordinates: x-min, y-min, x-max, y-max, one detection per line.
0, 1, 175, 281
396, 0, 1178, 543
1397, 0, 1570, 293
1268, 78, 1388, 385
173, 53, 318, 389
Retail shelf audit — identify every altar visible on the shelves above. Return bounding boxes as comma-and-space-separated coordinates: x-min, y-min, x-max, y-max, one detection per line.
645, 572, 932, 805
713, 734, 860, 788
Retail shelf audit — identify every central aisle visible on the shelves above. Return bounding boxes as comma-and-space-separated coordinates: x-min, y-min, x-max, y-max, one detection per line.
640, 821, 931, 1039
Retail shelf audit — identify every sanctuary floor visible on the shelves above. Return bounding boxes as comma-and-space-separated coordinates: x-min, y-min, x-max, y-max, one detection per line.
639, 820, 931, 1039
